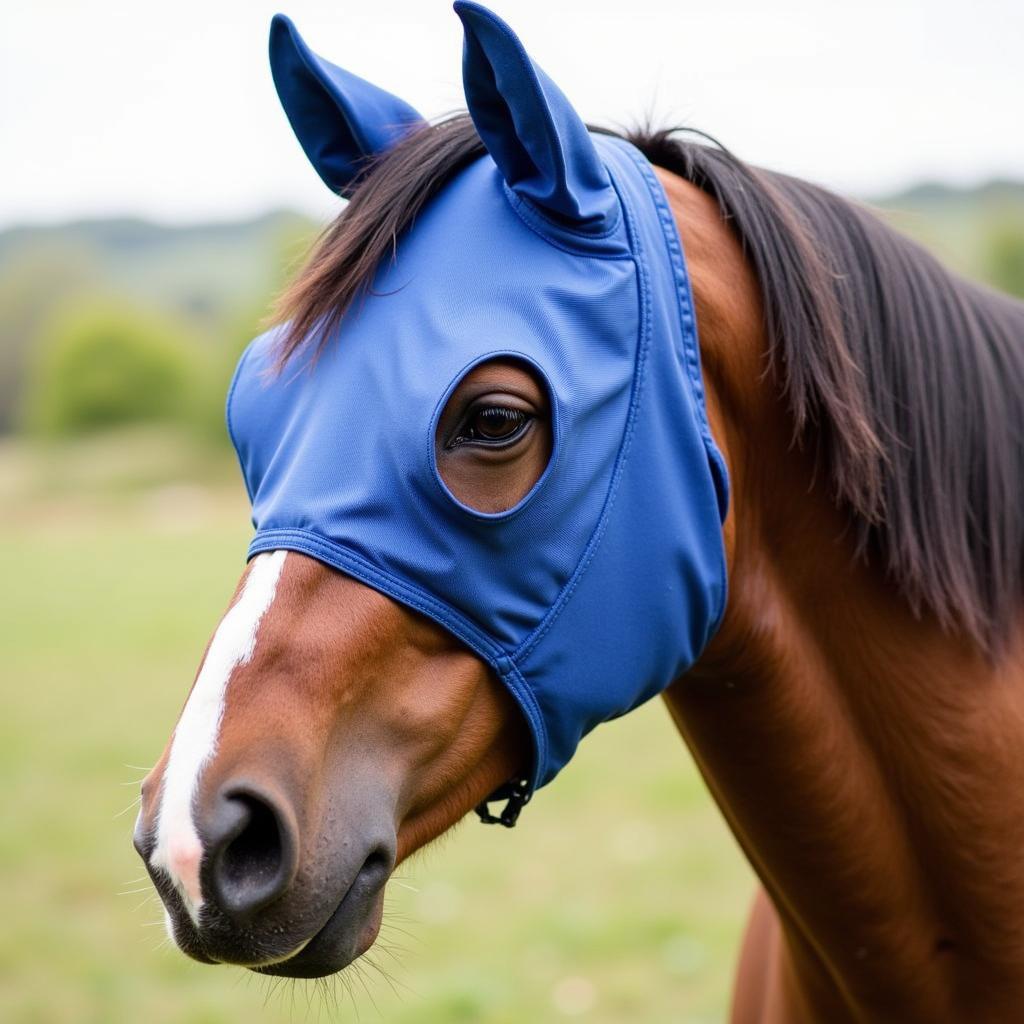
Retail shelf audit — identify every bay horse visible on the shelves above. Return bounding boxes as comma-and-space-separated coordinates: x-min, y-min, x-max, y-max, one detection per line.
134, 4, 1024, 1020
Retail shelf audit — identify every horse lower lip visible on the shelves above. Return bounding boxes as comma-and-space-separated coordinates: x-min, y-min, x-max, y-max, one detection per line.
253, 859, 389, 978
212, 935, 313, 968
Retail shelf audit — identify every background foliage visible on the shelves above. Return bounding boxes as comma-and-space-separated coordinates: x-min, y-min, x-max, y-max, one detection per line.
3, 181, 1023, 445
2, 177, 1023, 1023
24, 301, 202, 436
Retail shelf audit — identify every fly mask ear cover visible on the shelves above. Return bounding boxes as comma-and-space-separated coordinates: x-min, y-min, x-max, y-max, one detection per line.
229, 3, 729, 795
269, 13, 426, 195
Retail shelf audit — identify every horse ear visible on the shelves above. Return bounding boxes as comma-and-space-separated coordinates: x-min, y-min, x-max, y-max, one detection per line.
269, 14, 426, 196
453, 2, 618, 232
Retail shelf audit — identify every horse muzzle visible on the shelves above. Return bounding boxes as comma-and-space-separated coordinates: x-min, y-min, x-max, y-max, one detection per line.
133, 775, 396, 977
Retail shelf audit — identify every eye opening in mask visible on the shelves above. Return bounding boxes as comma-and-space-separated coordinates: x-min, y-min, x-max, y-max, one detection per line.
432, 353, 558, 520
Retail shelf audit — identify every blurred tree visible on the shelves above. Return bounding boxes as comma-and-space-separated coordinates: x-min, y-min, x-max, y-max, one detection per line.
23, 299, 198, 435
190, 216, 317, 446
985, 219, 1024, 298
0, 243, 97, 433
188, 299, 270, 447
0, 210, 318, 439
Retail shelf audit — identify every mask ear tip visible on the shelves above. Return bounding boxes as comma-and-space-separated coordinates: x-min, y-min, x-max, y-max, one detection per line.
453, 2, 618, 232
269, 13, 424, 195
452, 1, 511, 40
268, 14, 316, 93
269, 12, 301, 54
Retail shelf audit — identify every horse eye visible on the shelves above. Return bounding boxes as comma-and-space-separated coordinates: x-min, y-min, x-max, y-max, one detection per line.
473, 406, 526, 439
449, 405, 530, 448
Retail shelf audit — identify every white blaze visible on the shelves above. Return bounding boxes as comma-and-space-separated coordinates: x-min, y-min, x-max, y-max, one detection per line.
150, 549, 288, 922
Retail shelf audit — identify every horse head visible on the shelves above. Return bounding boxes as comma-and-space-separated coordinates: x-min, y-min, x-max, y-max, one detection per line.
134, 2, 727, 978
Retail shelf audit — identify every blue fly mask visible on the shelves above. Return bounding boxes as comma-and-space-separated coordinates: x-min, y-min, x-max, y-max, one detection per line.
230, 3, 729, 804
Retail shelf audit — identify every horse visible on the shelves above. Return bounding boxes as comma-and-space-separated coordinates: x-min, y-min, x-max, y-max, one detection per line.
133, 4, 1024, 1020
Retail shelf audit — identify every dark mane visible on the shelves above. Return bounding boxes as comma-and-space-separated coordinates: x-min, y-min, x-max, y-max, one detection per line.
273, 114, 1024, 652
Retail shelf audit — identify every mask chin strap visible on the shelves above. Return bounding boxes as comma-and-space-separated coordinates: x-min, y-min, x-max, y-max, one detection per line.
474, 776, 532, 828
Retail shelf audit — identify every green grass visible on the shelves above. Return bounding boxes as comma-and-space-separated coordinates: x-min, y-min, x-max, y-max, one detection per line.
0, 433, 753, 1024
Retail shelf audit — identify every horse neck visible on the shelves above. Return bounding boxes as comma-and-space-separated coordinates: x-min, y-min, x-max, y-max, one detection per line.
657, 167, 1024, 1022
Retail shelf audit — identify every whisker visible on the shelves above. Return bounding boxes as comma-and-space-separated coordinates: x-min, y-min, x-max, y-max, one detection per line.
113, 795, 142, 819
362, 951, 408, 999
377, 921, 419, 943
373, 939, 407, 964
332, 975, 345, 1017
379, 906, 418, 922
351, 959, 380, 1017
301, 976, 315, 1021
260, 974, 286, 1011
319, 975, 338, 1019
342, 970, 358, 1020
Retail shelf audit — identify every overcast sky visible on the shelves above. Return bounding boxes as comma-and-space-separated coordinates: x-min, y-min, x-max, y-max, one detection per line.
2, 0, 1021, 228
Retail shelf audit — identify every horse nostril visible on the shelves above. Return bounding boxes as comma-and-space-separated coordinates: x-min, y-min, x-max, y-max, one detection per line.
205, 787, 298, 922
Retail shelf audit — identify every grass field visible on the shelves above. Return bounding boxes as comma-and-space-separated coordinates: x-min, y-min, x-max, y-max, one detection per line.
0, 432, 754, 1024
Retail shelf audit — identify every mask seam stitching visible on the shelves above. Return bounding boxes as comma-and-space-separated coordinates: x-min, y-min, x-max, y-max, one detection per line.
248, 529, 502, 652
620, 143, 719, 470
245, 528, 549, 779
502, 181, 624, 244
616, 140, 730, 629
510, 149, 651, 665
502, 183, 631, 259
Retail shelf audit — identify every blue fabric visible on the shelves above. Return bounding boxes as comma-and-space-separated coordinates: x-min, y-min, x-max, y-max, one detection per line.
269, 13, 425, 195
455, 2, 617, 230
233, 5, 729, 792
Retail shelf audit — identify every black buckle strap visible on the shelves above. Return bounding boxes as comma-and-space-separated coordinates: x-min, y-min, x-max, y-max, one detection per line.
474, 777, 532, 828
